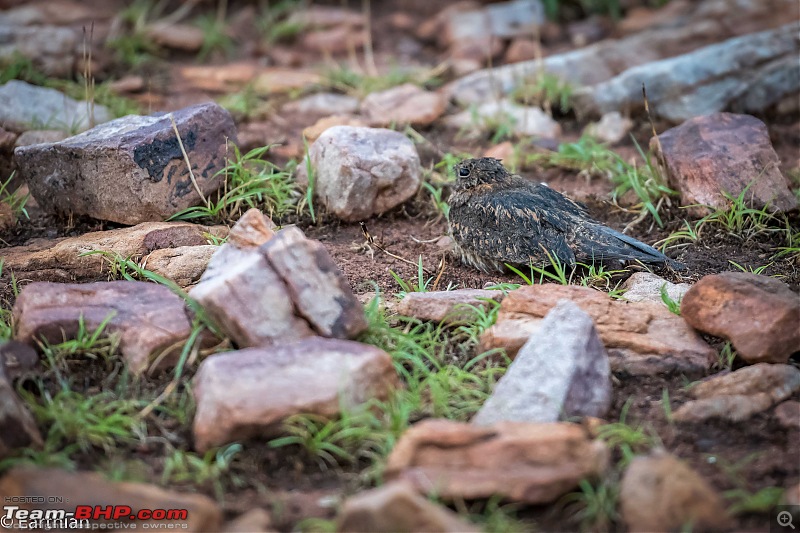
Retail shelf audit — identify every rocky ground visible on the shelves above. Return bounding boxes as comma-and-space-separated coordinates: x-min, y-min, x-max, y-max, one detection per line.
0, 0, 799, 531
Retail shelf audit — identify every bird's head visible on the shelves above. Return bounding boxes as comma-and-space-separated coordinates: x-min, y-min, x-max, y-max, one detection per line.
453, 158, 512, 191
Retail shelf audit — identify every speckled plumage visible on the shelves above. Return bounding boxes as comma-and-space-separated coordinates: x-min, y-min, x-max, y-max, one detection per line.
447, 157, 679, 273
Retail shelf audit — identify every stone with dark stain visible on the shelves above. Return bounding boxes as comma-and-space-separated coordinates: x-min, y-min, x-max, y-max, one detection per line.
14, 103, 237, 225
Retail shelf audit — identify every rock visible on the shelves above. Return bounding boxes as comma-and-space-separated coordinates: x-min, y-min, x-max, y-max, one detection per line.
480, 285, 716, 376
396, 289, 505, 324
444, 99, 561, 139
192, 337, 398, 451
146, 22, 205, 52
253, 69, 323, 95
444, 0, 796, 107
223, 508, 273, 533
681, 272, 800, 364
337, 481, 479, 533
673, 363, 800, 423
0, 221, 227, 284
109, 76, 145, 95
474, 300, 611, 425
0, 355, 42, 458
418, 2, 481, 43
785, 482, 800, 506
0, 467, 222, 531
774, 400, 800, 431
0, 24, 77, 77
443, 0, 545, 45
281, 92, 360, 118
385, 419, 608, 503
653, 113, 797, 215
621, 272, 691, 306
573, 24, 800, 122
504, 38, 538, 64
0, 80, 112, 134
15, 102, 236, 225
192, 214, 366, 347
13, 281, 196, 374
287, 6, 365, 29
14, 129, 69, 147
261, 227, 367, 338
301, 25, 365, 54
583, 112, 633, 145
144, 245, 218, 289
483, 141, 521, 170
179, 63, 259, 93
620, 453, 731, 532
309, 126, 422, 222
0, 340, 38, 379
361, 84, 446, 127
303, 115, 367, 143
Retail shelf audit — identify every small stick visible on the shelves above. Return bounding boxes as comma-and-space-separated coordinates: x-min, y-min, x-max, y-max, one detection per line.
360, 222, 436, 274
169, 114, 208, 207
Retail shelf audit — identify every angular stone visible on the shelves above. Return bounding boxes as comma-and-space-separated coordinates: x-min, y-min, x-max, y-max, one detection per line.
361, 84, 446, 127
0, 341, 38, 380
385, 419, 608, 504
480, 285, 715, 375
192, 216, 365, 348
583, 111, 633, 145
146, 22, 205, 52
0, 221, 227, 284
474, 300, 611, 425
14, 102, 237, 224
0, 80, 112, 134
223, 508, 273, 533
13, 281, 195, 374
192, 338, 399, 451
0, 467, 222, 531
309, 126, 422, 222
621, 272, 691, 306
0, 24, 77, 77
620, 453, 731, 532
673, 363, 800, 423
774, 400, 800, 431
396, 289, 505, 324
574, 24, 800, 123
252, 69, 323, 95
179, 63, 259, 93
0, 357, 42, 458
302, 115, 367, 143
337, 481, 479, 533
653, 113, 797, 215
281, 92, 360, 118
681, 272, 800, 363
261, 227, 367, 339
144, 245, 217, 289
444, 99, 561, 139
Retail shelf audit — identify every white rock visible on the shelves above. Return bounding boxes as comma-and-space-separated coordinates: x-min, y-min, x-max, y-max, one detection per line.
621, 272, 691, 306
583, 111, 633, 144
445, 99, 561, 139
473, 299, 611, 425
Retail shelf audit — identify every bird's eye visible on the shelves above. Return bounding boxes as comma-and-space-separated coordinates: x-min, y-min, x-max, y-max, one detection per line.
458, 167, 470, 177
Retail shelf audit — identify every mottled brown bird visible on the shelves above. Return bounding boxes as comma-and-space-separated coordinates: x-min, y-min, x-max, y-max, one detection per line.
447, 157, 679, 273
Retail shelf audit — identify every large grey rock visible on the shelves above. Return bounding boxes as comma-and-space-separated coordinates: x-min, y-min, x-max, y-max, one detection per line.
192, 338, 399, 452
573, 23, 800, 122
309, 126, 421, 222
14, 102, 237, 225
473, 300, 611, 425
653, 113, 798, 215
13, 281, 196, 374
0, 80, 112, 134
191, 210, 366, 347
443, 0, 796, 106
0, 24, 77, 77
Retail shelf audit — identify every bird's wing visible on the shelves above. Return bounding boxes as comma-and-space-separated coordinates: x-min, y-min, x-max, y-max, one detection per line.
449, 186, 576, 266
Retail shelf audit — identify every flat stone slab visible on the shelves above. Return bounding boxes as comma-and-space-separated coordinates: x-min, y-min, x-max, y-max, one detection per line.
396, 288, 505, 324
385, 419, 608, 504
192, 337, 399, 452
13, 281, 195, 374
15, 102, 237, 224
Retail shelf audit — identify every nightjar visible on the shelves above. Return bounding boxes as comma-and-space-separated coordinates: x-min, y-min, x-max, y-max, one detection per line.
447, 157, 680, 273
